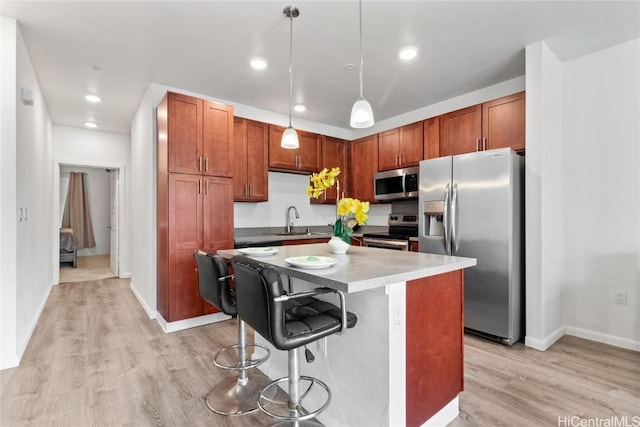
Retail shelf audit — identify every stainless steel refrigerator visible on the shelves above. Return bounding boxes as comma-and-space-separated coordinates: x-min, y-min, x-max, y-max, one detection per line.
418, 148, 523, 345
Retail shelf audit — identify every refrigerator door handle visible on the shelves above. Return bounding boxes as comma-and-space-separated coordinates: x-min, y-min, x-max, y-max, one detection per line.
451, 183, 459, 253
443, 183, 451, 255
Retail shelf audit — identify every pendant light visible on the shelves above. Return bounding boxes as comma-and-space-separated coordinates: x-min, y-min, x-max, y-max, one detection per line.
350, 0, 374, 128
281, 6, 300, 149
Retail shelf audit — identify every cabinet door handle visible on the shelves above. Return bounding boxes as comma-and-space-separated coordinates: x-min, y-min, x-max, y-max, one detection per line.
198, 156, 202, 172
476, 138, 481, 152
198, 179, 201, 194
248, 184, 251, 197
482, 137, 487, 151
205, 157, 209, 172
205, 179, 208, 195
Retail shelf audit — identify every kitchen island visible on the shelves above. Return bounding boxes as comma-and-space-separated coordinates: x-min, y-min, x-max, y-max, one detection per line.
218, 243, 476, 427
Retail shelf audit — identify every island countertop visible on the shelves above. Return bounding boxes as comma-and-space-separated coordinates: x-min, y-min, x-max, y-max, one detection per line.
218, 243, 476, 293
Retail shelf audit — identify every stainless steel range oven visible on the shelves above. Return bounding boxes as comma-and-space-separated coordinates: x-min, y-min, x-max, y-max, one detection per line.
362, 214, 418, 251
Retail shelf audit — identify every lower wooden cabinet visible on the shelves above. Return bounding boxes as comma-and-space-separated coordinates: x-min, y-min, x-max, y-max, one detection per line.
157, 174, 234, 322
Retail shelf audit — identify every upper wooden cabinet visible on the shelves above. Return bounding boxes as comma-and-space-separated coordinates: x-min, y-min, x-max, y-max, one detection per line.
378, 121, 424, 171
165, 91, 233, 177
268, 125, 322, 174
440, 104, 482, 156
349, 134, 378, 203
423, 116, 440, 160
440, 92, 525, 156
482, 92, 525, 152
311, 136, 348, 205
233, 118, 268, 202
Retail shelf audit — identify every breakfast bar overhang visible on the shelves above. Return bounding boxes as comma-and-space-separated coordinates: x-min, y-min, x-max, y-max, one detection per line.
219, 243, 476, 427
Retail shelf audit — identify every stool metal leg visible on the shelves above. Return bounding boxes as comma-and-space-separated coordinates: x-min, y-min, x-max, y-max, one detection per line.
258, 348, 331, 422
205, 319, 273, 416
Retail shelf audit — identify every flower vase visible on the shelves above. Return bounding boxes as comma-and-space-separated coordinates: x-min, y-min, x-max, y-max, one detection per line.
328, 236, 350, 254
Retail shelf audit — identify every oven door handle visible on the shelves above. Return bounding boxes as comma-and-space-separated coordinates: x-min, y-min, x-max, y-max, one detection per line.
363, 238, 409, 250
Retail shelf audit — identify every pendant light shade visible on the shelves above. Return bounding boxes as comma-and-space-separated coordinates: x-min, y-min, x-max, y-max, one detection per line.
281, 6, 299, 149
281, 126, 299, 149
350, 97, 374, 128
350, 0, 374, 129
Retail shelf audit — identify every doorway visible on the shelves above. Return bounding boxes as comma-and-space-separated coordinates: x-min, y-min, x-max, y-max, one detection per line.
53, 162, 125, 285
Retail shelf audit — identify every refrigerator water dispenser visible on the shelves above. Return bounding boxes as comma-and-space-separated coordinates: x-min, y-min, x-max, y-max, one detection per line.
423, 201, 445, 236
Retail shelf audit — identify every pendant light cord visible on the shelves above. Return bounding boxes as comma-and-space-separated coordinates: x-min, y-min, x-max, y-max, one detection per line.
359, 0, 364, 99
288, 12, 294, 127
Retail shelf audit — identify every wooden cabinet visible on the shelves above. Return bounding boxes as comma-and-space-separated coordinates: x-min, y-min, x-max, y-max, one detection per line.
165, 92, 233, 177
311, 136, 348, 205
157, 91, 235, 323
349, 134, 378, 202
440, 104, 482, 156
440, 92, 525, 156
283, 237, 330, 246
268, 125, 322, 173
233, 118, 268, 201
423, 116, 440, 159
378, 121, 424, 171
482, 92, 525, 152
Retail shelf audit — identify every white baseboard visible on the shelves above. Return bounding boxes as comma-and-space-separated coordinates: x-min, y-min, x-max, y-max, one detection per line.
5, 282, 54, 370
156, 311, 231, 333
564, 326, 640, 352
526, 325, 639, 352
119, 272, 132, 279
128, 281, 155, 320
525, 326, 565, 351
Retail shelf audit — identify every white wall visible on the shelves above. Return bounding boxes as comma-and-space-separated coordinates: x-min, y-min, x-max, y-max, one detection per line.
525, 41, 565, 350
526, 38, 640, 351
60, 166, 111, 256
53, 125, 131, 276
0, 16, 19, 370
561, 38, 639, 349
1, 18, 55, 369
129, 85, 157, 318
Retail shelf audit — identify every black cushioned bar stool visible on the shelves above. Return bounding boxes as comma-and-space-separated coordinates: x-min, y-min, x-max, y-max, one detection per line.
231, 255, 358, 423
193, 251, 272, 415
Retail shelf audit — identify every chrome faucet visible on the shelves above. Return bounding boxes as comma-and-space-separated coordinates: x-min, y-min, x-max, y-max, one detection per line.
286, 205, 300, 233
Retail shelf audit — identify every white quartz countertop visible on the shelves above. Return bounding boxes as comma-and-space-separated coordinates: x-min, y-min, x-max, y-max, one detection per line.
218, 243, 476, 294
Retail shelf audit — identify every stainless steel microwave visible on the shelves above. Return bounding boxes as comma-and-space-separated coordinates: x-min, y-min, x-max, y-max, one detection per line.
374, 166, 419, 201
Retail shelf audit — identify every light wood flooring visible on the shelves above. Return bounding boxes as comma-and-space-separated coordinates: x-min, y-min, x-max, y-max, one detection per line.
1, 278, 638, 426
59, 255, 116, 284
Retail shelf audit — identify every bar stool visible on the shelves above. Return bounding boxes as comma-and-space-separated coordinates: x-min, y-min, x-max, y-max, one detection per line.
231, 254, 358, 423
193, 251, 272, 415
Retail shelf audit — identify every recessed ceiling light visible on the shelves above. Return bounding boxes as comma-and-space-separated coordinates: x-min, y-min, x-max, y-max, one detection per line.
250, 58, 267, 70
294, 104, 306, 113
85, 94, 101, 103
84, 121, 98, 129
399, 47, 418, 60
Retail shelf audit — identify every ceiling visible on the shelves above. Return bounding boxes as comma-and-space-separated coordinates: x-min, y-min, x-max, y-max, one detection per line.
2, 1, 639, 136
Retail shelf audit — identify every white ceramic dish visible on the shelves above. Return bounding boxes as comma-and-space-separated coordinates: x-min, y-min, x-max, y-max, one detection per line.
284, 256, 337, 269
237, 247, 279, 257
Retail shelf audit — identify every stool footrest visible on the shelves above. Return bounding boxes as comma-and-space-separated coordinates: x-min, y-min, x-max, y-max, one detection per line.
258, 375, 331, 422
213, 343, 270, 371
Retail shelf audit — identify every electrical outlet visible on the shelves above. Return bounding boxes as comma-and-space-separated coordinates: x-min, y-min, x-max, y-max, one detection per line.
614, 290, 627, 305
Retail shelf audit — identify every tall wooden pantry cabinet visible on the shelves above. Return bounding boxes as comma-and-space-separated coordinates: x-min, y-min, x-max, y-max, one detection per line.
156, 91, 234, 322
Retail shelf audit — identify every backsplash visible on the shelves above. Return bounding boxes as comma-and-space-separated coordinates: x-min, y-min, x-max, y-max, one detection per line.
233, 171, 391, 228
